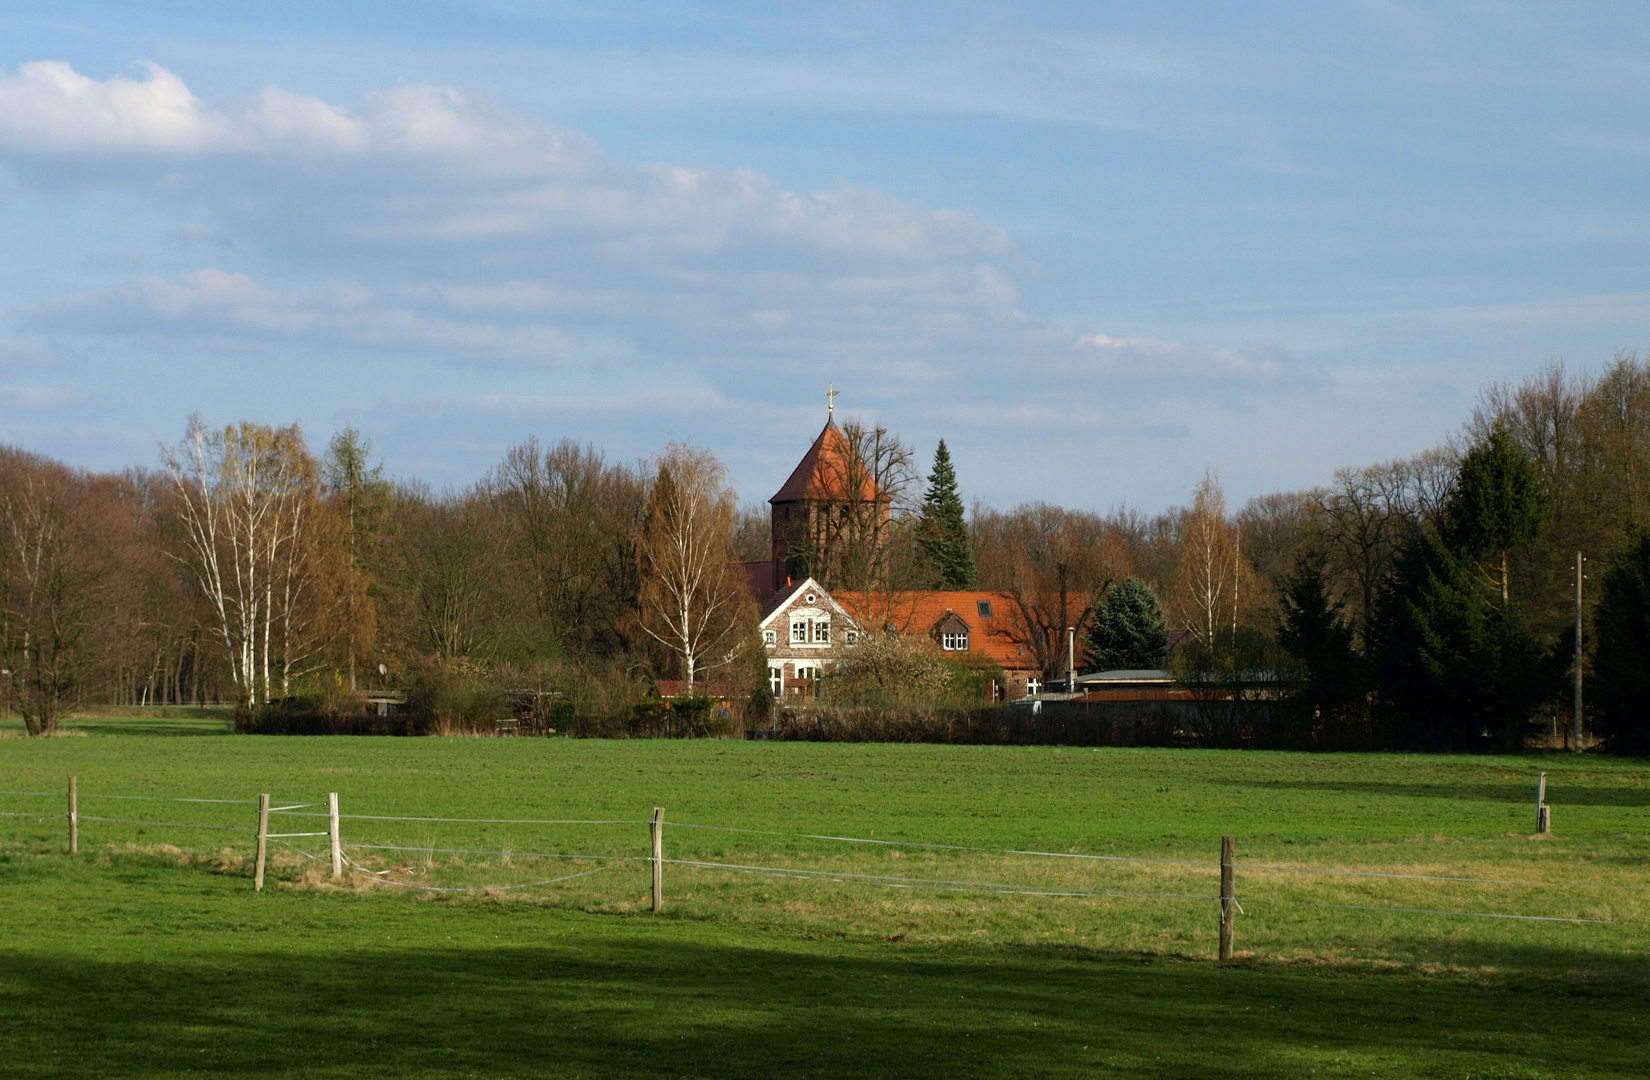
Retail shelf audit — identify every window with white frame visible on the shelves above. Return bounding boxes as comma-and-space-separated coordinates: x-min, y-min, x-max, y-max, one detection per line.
769, 666, 783, 695
844, 629, 858, 644
941, 629, 969, 651
763, 629, 777, 646
795, 664, 820, 683
1026, 677, 1042, 695
812, 618, 830, 643
791, 618, 807, 643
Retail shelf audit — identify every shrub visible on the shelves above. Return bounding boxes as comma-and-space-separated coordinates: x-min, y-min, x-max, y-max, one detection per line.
821, 632, 977, 707
404, 660, 511, 735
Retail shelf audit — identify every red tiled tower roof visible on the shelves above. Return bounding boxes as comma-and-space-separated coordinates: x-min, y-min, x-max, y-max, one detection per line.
769, 416, 884, 504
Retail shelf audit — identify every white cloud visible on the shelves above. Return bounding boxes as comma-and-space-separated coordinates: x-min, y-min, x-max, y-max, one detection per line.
20, 270, 576, 365
0, 61, 228, 152
1073, 332, 1325, 393
0, 61, 1317, 403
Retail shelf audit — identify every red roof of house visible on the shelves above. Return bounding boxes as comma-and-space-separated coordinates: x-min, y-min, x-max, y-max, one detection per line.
769, 416, 884, 504
833, 590, 1037, 673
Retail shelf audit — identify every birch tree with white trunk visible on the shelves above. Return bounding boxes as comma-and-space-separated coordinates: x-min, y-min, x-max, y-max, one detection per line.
636, 444, 753, 691
1178, 470, 1236, 646
162, 417, 332, 706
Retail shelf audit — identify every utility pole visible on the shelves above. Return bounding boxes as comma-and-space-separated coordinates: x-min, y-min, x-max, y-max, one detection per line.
1574, 552, 1584, 752
1067, 626, 1076, 696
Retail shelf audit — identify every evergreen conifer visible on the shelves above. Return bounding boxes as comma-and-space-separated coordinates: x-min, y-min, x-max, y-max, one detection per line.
1370, 430, 1558, 750
1591, 529, 1650, 755
918, 440, 976, 589
1276, 554, 1364, 747
1083, 577, 1169, 671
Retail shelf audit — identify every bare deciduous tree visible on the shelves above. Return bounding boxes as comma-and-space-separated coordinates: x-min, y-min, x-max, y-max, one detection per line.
636, 445, 753, 690
1176, 471, 1236, 646
397, 488, 505, 662
491, 438, 644, 659
162, 418, 340, 705
0, 451, 129, 733
972, 502, 1131, 679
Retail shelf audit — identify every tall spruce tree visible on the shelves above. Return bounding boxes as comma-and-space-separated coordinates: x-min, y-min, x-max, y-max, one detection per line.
1371, 430, 1557, 750
1447, 426, 1549, 602
918, 440, 976, 589
1275, 554, 1364, 747
1591, 529, 1650, 755
1083, 576, 1169, 671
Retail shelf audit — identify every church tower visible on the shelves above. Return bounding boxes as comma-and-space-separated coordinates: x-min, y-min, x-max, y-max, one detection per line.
767, 409, 889, 592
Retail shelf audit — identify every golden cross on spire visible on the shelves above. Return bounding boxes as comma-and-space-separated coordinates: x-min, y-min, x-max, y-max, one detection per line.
826, 385, 839, 413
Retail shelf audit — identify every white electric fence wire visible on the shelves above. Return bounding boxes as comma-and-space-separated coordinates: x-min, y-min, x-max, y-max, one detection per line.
77, 815, 242, 832
1236, 862, 1640, 892
346, 843, 638, 862
265, 831, 330, 839
78, 793, 260, 805
1256, 897, 1612, 925
273, 841, 321, 861
669, 858, 1614, 923
668, 822, 1633, 894
13, 790, 1632, 922
662, 857, 1222, 901
664, 821, 1214, 868
269, 811, 646, 826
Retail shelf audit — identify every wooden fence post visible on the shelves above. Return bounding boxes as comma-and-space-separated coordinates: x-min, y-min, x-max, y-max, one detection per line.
1536, 772, 1550, 834
254, 794, 270, 892
651, 806, 665, 914
328, 792, 342, 879
1219, 834, 1236, 962
68, 776, 77, 855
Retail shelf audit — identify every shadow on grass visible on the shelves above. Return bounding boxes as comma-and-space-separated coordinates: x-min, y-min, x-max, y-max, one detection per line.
2, 930, 1646, 1079
1237, 779, 1650, 808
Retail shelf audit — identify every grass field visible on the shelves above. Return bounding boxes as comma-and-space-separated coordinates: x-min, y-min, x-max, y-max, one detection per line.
0, 712, 1646, 1077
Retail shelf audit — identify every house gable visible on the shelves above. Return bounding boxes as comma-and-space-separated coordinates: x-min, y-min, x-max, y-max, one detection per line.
758, 577, 862, 647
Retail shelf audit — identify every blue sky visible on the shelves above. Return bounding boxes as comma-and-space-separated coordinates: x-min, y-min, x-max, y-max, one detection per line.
1, 2, 1648, 512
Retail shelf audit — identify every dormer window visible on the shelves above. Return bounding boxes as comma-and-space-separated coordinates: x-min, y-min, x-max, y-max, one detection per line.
933, 612, 971, 652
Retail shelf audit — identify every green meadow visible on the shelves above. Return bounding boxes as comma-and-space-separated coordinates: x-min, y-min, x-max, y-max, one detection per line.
0, 713, 1646, 1078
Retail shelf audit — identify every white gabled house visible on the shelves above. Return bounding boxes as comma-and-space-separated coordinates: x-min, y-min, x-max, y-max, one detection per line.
758, 577, 862, 699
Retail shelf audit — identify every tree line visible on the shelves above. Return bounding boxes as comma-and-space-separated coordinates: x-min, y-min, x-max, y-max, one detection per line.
3, 356, 1650, 751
